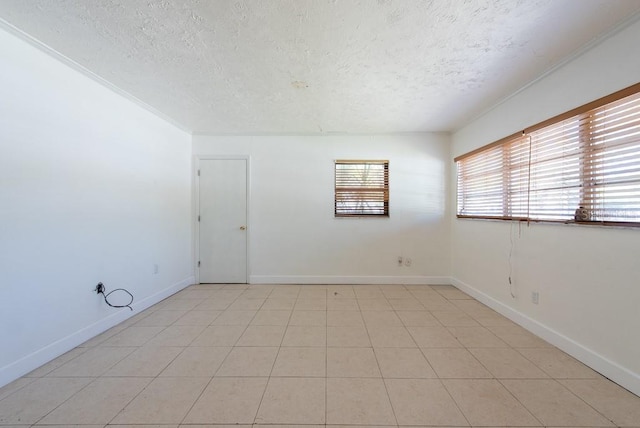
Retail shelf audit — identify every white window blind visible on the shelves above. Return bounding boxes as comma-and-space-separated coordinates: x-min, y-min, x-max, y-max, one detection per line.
456, 83, 640, 226
335, 160, 389, 217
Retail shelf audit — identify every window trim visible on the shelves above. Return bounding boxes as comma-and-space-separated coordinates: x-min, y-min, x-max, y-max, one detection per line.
455, 82, 640, 227
334, 159, 389, 218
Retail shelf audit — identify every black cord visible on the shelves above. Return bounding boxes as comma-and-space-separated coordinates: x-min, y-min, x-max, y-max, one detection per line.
96, 282, 134, 311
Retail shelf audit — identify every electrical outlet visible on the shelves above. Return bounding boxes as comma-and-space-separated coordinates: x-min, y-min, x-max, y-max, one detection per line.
397, 256, 403, 266
404, 258, 412, 267
531, 291, 539, 304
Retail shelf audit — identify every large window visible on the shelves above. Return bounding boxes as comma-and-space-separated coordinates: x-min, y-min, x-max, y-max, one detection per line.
456, 83, 640, 226
335, 160, 389, 217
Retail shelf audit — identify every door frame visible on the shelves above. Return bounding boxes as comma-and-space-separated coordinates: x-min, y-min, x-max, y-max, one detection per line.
194, 155, 251, 284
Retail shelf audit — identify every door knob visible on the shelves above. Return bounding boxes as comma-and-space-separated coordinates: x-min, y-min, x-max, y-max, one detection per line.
240, 226, 246, 230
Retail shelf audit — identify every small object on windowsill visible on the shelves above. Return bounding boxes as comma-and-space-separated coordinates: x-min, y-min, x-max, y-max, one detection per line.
574, 206, 590, 222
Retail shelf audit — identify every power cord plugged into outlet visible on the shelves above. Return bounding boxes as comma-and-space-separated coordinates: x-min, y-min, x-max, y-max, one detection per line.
95, 282, 105, 294
95, 282, 134, 311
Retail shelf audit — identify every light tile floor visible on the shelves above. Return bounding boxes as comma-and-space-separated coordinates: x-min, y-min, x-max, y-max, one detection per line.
1, 283, 640, 427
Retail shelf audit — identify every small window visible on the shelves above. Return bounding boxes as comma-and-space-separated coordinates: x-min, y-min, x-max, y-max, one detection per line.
335, 160, 389, 217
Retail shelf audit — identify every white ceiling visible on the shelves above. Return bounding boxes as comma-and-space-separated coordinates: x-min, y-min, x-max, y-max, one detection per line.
1, 0, 639, 134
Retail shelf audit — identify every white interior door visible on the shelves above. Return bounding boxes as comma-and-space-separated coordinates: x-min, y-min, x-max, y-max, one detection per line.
198, 159, 247, 283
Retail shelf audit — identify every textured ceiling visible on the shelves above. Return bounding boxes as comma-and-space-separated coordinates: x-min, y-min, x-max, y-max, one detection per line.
1, 0, 640, 134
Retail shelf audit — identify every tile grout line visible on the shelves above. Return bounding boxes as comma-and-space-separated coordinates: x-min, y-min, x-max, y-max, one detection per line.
252, 283, 298, 425
178, 283, 262, 427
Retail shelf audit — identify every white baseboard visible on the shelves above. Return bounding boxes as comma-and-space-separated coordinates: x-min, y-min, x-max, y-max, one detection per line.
0, 276, 194, 388
249, 275, 452, 285
451, 277, 640, 397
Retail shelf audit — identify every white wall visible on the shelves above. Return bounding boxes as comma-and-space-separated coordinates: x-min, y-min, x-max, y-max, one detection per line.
0, 28, 193, 387
451, 18, 640, 395
193, 134, 450, 284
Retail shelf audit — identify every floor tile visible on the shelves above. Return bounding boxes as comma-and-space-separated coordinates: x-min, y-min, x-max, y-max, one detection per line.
189, 283, 224, 290
103, 346, 183, 377
227, 298, 265, 310
183, 377, 268, 424
326, 310, 364, 326
241, 288, 273, 299
437, 288, 473, 300
38, 377, 150, 424
432, 310, 480, 326
416, 294, 454, 310
362, 310, 403, 327
271, 347, 326, 377
269, 288, 300, 299
216, 346, 278, 376
385, 378, 468, 426
251, 310, 291, 325
191, 325, 244, 346
375, 347, 436, 378
327, 285, 356, 298
173, 310, 222, 325
289, 310, 326, 326
298, 288, 327, 299
326, 378, 396, 425
447, 326, 508, 348
502, 379, 613, 426
282, 325, 326, 347
452, 299, 494, 315
408, 326, 462, 348
195, 298, 233, 310
327, 347, 381, 377
174, 288, 220, 300
422, 348, 492, 378
294, 298, 327, 310
160, 346, 231, 377
473, 313, 516, 327
0, 377, 34, 401
368, 326, 417, 347
488, 325, 552, 348
327, 297, 359, 310
517, 347, 601, 378
143, 325, 206, 347
100, 326, 164, 347
410, 290, 443, 302
354, 288, 385, 299
469, 348, 548, 379
255, 377, 325, 424
134, 310, 187, 326
443, 379, 540, 426
0, 377, 92, 425
235, 325, 286, 346
25, 347, 87, 377
357, 298, 392, 310
212, 290, 244, 300
81, 425, 153, 428
48, 346, 135, 377
111, 377, 208, 424
78, 325, 125, 347
212, 310, 257, 326
561, 378, 640, 426
159, 298, 202, 311
261, 298, 296, 310
327, 325, 371, 347
387, 298, 425, 310
381, 287, 413, 299
396, 310, 441, 326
